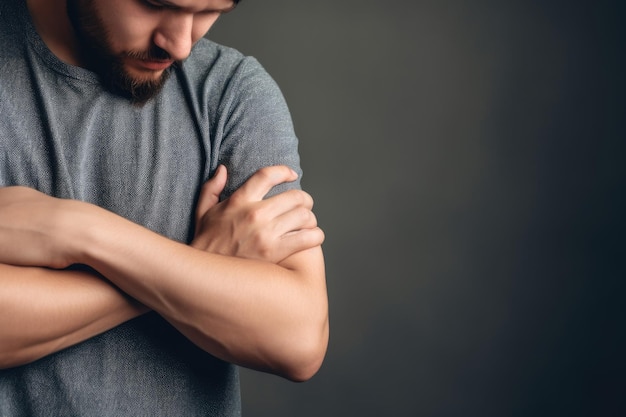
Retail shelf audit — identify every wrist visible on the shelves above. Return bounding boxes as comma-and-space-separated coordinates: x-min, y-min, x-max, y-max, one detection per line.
62, 199, 106, 266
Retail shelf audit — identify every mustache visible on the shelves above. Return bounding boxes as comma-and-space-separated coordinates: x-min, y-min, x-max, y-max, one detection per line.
125, 46, 172, 61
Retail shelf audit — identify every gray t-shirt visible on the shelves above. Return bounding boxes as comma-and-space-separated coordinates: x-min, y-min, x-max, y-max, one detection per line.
0, 1, 302, 416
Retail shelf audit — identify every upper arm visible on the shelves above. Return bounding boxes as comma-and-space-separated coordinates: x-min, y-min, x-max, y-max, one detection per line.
214, 57, 303, 199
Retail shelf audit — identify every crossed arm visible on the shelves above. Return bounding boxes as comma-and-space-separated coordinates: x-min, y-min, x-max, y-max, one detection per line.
0, 165, 328, 381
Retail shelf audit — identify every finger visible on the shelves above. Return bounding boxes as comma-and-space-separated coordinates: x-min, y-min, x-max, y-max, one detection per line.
271, 206, 318, 237
195, 165, 227, 225
275, 227, 325, 262
252, 189, 314, 221
232, 165, 298, 202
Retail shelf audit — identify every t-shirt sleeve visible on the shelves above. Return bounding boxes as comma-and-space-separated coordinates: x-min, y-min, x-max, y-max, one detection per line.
213, 56, 302, 199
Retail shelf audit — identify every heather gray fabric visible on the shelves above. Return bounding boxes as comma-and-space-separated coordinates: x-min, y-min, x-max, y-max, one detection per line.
0, 1, 302, 415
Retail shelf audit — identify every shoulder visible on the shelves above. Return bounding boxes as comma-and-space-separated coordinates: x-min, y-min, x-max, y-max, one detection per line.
183, 39, 267, 82
180, 38, 280, 100
187, 39, 245, 69
175, 38, 287, 128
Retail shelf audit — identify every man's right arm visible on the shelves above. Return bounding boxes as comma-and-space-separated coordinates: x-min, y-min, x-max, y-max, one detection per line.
0, 264, 147, 369
0, 166, 324, 371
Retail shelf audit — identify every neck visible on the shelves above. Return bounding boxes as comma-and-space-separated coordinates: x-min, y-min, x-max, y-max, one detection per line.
27, 0, 83, 66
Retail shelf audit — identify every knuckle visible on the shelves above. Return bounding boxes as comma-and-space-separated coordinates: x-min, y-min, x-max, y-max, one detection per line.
303, 192, 314, 208
297, 191, 314, 209
253, 231, 273, 258
244, 211, 257, 225
318, 227, 326, 240
283, 189, 300, 201
287, 190, 313, 207
313, 227, 325, 245
256, 167, 273, 181
224, 194, 240, 207
308, 211, 319, 227
296, 207, 315, 224
245, 206, 264, 224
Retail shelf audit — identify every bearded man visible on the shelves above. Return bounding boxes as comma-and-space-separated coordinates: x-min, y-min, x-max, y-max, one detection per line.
0, 0, 328, 415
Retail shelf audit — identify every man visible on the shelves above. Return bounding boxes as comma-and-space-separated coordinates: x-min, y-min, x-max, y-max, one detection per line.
0, 0, 328, 415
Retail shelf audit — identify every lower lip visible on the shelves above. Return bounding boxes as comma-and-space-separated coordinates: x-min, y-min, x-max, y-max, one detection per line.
137, 59, 173, 71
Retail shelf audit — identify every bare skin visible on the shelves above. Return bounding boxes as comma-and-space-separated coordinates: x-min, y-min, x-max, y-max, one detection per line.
0, 264, 148, 369
27, 0, 236, 81
2, 0, 328, 380
0, 166, 327, 381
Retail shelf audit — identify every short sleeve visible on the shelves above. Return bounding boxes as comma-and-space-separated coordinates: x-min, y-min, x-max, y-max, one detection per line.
212, 57, 302, 199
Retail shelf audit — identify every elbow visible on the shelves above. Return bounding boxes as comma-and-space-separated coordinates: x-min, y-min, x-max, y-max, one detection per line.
276, 317, 329, 382
281, 350, 325, 382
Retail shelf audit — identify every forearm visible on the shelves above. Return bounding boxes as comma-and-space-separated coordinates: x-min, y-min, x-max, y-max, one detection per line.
80, 206, 328, 381
0, 263, 148, 369
0, 180, 328, 380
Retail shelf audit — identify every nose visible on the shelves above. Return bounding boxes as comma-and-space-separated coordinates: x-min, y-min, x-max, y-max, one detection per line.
153, 14, 194, 61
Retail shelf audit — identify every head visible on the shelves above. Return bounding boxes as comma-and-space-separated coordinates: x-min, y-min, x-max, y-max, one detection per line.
67, 0, 239, 104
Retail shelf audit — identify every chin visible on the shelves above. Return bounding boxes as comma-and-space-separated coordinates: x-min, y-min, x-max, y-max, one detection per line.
111, 67, 171, 105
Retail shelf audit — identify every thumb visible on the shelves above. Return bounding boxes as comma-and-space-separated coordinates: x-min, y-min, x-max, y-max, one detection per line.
233, 165, 299, 202
195, 165, 227, 225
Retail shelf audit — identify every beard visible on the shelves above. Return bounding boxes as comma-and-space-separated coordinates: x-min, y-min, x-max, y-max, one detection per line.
66, 0, 177, 105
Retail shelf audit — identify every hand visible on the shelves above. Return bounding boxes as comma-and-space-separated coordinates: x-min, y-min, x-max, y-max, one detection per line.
0, 186, 84, 269
191, 165, 325, 263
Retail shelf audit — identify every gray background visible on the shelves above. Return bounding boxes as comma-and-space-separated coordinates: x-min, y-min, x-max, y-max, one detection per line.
209, 1, 625, 416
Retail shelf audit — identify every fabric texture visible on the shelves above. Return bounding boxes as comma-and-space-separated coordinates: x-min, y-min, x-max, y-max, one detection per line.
0, 1, 302, 416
